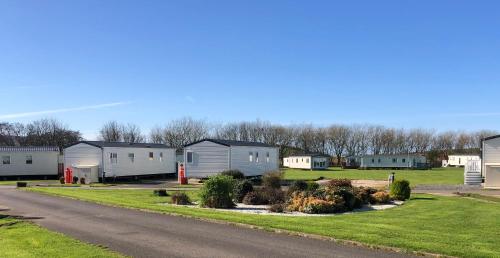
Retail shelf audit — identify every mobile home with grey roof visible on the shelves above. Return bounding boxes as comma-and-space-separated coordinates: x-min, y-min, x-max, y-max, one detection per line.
481, 135, 500, 188
64, 141, 175, 183
0, 146, 59, 178
183, 139, 279, 178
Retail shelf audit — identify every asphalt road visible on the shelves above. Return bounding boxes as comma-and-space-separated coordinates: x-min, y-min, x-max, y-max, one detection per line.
0, 188, 414, 258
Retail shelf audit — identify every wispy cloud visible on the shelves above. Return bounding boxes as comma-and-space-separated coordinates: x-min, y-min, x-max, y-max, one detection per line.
185, 95, 196, 103
0, 102, 129, 119
442, 112, 500, 117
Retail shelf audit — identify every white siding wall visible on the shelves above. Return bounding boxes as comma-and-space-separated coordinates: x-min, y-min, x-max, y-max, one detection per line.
184, 141, 230, 178
102, 147, 175, 177
448, 155, 480, 166
283, 156, 312, 169
482, 138, 500, 188
230, 146, 279, 176
359, 155, 426, 168
64, 143, 103, 175
0, 151, 59, 176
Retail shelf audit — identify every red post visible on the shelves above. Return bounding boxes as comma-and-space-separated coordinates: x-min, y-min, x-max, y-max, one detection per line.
65, 168, 73, 184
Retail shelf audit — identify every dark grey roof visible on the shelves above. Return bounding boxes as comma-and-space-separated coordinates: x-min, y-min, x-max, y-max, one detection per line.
0, 146, 59, 152
286, 153, 330, 158
483, 135, 500, 141
184, 139, 275, 148
66, 141, 172, 149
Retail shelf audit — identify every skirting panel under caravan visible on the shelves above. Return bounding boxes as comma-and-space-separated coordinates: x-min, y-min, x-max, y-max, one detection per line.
484, 165, 500, 188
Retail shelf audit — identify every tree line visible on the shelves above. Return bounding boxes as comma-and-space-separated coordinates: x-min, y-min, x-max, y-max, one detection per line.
1, 117, 497, 165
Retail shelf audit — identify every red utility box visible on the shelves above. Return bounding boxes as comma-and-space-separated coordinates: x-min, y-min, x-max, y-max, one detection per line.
178, 163, 187, 185
64, 168, 73, 184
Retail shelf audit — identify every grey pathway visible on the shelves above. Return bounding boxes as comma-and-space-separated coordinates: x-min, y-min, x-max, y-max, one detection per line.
0, 188, 416, 258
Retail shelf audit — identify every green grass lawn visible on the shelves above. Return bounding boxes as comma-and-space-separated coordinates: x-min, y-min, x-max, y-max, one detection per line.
26, 187, 500, 258
283, 167, 464, 186
0, 215, 122, 258
0, 180, 59, 186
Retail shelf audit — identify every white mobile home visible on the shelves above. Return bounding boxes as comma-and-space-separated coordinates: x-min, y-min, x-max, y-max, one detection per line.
481, 135, 500, 188
0, 146, 59, 178
443, 155, 480, 167
347, 154, 427, 169
64, 141, 176, 183
183, 139, 279, 178
283, 153, 330, 170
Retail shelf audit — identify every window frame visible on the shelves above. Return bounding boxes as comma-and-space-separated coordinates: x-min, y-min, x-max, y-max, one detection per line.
186, 151, 193, 164
26, 155, 33, 164
149, 152, 154, 160
110, 153, 118, 164
249, 152, 253, 162
255, 152, 259, 163
2, 155, 10, 165
128, 153, 135, 163
266, 152, 270, 163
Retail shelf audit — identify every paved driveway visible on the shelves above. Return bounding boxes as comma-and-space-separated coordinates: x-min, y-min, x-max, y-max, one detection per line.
0, 188, 415, 258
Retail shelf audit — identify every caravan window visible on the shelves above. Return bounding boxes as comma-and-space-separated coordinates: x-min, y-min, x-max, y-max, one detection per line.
160, 152, 163, 162
249, 152, 253, 162
255, 152, 259, 163
187, 152, 193, 163
110, 153, 118, 164
26, 155, 33, 164
402, 158, 406, 163
128, 153, 135, 163
266, 152, 270, 163
392, 158, 397, 163
2, 156, 10, 165
149, 152, 154, 160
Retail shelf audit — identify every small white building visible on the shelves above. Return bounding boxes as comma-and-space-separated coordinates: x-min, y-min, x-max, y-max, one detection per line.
0, 146, 60, 178
283, 153, 330, 170
481, 135, 500, 188
183, 139, 279, 178
64, 141, 176, 183
347, 154, 427, 169
443, 155, 480, 167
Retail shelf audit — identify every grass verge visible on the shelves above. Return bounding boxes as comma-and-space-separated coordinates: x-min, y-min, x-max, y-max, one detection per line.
0, 214, 122, 257
283, 167, 464, 186
26, 187, 500, 258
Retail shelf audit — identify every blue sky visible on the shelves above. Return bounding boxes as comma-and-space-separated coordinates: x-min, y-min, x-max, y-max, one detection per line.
0, 0, 499, 139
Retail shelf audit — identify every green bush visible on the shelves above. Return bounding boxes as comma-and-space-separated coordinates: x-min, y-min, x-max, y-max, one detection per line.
199, 175, 236, 208
59, 177, 65, 184
353, 187, 377, 208
261, 187, 286, 204
306, 181, 320, 192
326, 178, 352, 188
153, 189, 168, 197
390, 180, 411, 201
171, 192, 191, 205
262, 171, 283, 189
233, 179, 254, 203
287, 180, 308, 195
220, 169, 245, 180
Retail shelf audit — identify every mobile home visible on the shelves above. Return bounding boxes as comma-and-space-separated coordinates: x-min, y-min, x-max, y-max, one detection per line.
0, 146, 59, 178
283, 153, 330, 170
64, 141, 176, 183
347, 154, 427, 169
183, 139, 279, 178
481, 135, 500, 188
443, 155, 480, 167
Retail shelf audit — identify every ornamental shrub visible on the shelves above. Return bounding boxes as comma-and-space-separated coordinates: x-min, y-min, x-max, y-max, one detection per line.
326, 178, 352, 188
390, 180, 411, 201
153, 189, 168, 197
288, 180, 308, 194
220, 169, 245, 180
262, 171, 283, 189
233, 179, 254, 203
171, 192, 191, 205
306, 181, 320, 192
242, 191, 266, 205
199, 175, 236, 208
370, 191, 391, 204
353, 187, 377, 208
268, 203, 285, 213
261, 187, 286, 204
59, 177, 65, 184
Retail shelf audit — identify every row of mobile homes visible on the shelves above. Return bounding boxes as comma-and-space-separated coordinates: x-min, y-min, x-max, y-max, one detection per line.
347, 154, 427, 169
0, 146, 60, 178
283, 153, 330, 170
481, 135, 500, 188
184, 139, 279, 178
442, 155, 480, 167
64, 141, 176, 183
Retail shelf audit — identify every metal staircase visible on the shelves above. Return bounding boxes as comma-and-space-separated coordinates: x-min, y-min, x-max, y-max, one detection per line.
464, 160, 482, 186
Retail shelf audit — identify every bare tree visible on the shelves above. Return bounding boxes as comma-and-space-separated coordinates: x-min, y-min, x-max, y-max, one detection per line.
149, 126, 164, 144
161, 117, 210, 149
99, 121, 123, 142
326, 125, 349, 165
122, 123, 145, 143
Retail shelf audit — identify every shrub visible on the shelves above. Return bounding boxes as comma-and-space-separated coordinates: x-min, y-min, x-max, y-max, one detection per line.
153, 189, 168, 197
289, 180, 308, 193
353, 187, 376, 208
306, 181, 320, 192
72, 176, 79, 184
220, 169, 245, 180
80, 177, 86, 185
16, 182, 27, 188
390, 180, 411, 201
242, 191, 266, 205
261, 187, 286, 204
199, 175, 236, 208
59, 177, 65, 184
370, 191, 391, 204
171, 192, 191, 205
233, 180, 254, 203
262, 171, 283, 189
249, 177, 262, 185
338, 189, 356, 211
326, 178, 352, 188
268, 203, 285, 213
287, 192, 344, 214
